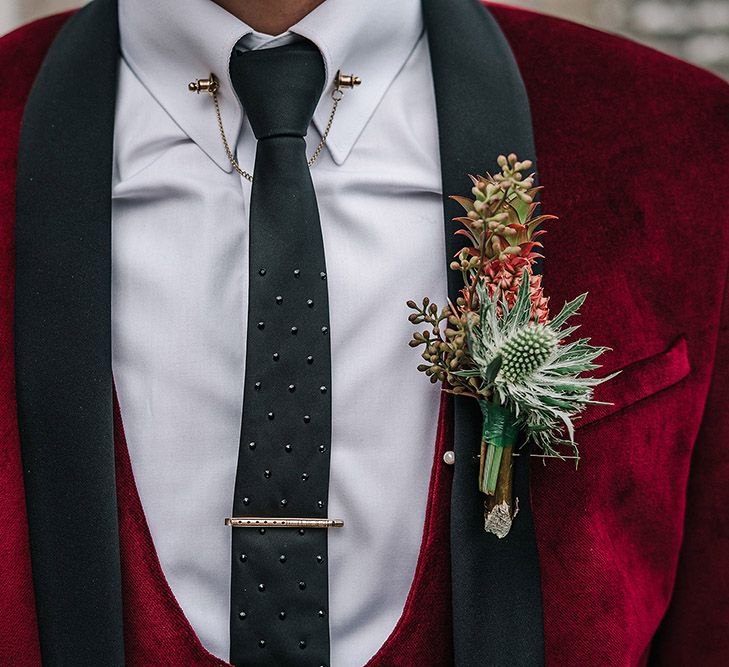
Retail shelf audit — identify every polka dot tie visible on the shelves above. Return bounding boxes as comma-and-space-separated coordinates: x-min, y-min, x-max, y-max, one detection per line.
228, 41, 332, 666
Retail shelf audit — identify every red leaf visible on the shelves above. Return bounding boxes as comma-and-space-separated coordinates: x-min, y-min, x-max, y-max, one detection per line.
450, 196, 475, 212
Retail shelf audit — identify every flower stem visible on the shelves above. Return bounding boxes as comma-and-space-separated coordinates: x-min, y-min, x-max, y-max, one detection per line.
483, 445, 515, 538
480, 440, 503, 495
478, 400, 519, 537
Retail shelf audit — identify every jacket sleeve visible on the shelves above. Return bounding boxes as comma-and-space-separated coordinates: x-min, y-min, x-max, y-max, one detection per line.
649, 271, 729, 665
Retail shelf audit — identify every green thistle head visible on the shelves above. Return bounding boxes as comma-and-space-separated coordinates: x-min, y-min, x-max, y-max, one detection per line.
498, 324, 557, 382
461, 274, 615, 456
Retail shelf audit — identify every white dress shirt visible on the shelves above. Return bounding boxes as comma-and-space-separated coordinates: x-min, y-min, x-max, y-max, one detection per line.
112, 0, 446, 664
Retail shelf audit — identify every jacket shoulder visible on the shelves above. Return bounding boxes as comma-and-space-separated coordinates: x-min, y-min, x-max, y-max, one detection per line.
485, 1, 729, 171
0, 12, 74, 115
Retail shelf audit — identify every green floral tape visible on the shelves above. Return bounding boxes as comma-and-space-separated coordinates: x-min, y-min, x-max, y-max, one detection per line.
479, 400, 519, 447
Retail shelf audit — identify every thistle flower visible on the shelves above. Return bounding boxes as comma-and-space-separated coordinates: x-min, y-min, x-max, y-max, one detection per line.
463, 275, 615, 457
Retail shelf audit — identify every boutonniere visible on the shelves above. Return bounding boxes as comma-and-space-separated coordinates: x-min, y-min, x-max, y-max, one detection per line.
407, 154, 616, 538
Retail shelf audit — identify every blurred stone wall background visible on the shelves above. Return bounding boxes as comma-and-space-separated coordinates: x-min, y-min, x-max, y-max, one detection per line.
0, 0, 82, 37
1, 0, 728, 80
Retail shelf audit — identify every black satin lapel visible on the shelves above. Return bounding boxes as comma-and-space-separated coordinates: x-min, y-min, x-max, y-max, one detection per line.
14, 0, 124, 664
422, 0, 545, 664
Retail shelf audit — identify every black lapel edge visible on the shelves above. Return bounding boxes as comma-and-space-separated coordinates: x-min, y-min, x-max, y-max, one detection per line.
14, 0, 124, 664
422, 0, 545, 664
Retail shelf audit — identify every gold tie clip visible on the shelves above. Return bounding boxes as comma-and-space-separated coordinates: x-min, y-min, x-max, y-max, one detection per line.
225, 517, 344, 529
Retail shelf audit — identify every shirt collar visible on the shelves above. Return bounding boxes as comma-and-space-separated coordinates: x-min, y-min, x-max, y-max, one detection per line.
119, 0, 424, 171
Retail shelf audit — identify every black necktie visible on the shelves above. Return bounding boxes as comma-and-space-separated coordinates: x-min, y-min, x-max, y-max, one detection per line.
228, 41, 333, 666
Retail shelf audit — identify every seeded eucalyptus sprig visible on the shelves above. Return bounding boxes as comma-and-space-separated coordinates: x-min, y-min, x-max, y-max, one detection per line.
406, 297, 484, 398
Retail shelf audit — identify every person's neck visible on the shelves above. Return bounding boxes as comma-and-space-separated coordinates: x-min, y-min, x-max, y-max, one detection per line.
212, 0, 326, 34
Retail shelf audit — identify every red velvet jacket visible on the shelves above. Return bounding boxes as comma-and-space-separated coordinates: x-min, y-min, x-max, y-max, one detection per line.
1, 1, 729, 665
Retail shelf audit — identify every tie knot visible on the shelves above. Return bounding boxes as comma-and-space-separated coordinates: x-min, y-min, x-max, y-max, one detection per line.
230, 40, 326, 140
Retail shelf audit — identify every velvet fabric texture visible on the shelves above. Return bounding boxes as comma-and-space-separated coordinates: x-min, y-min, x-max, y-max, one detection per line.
1, 3, 729, 666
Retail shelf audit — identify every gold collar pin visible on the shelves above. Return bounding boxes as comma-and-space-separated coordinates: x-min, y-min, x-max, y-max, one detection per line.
187, 70, 361, 181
